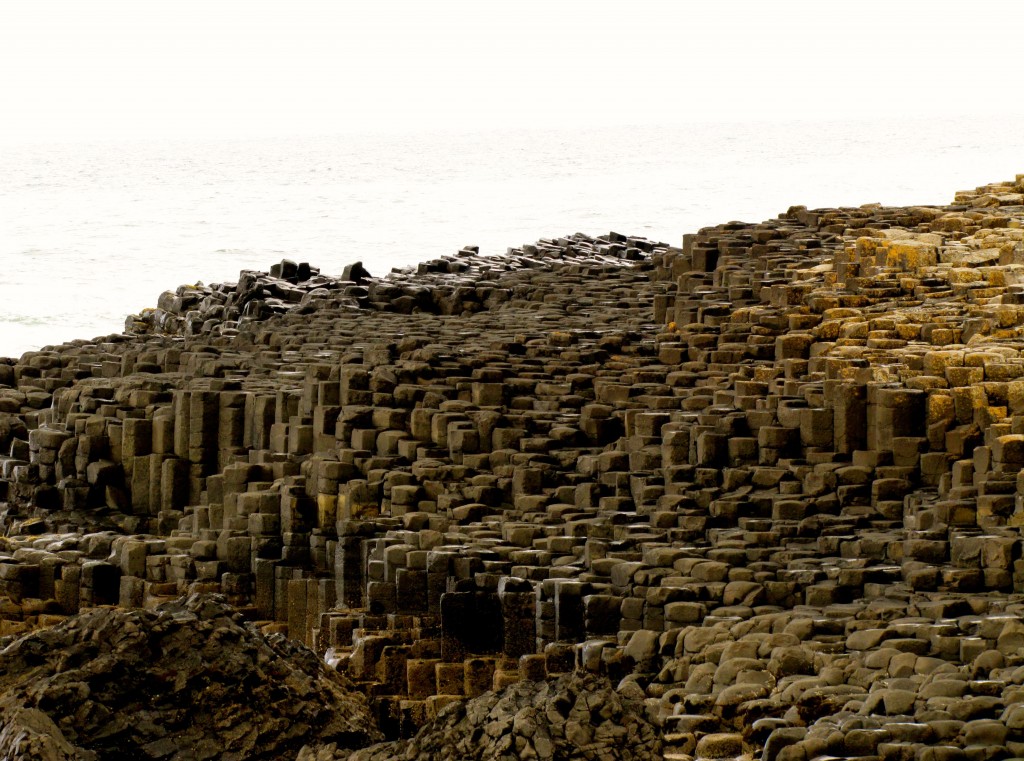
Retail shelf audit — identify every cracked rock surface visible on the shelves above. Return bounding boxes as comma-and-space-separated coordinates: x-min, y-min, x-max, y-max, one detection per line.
0, 593, 381, 761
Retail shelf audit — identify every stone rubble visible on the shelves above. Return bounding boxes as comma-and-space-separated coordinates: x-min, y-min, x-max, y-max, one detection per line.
1, 178, 1024, 758
0, 592, 381, 760
344, 671, 662, 761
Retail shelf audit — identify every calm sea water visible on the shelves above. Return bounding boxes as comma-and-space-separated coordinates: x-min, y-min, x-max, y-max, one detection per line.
2, 116, 1023, 358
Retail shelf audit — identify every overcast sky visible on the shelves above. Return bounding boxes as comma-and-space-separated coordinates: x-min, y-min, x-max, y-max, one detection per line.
2, 0, 1023, 144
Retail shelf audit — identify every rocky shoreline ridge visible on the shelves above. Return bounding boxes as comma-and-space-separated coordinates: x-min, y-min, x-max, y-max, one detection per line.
2, 176, 1024, 759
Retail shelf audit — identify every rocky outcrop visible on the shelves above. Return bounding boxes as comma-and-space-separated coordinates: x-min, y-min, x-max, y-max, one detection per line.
5, 178, 1024, 758
0, 593, 381, 760
124, 235, 646, 340
345, 671, 661, 761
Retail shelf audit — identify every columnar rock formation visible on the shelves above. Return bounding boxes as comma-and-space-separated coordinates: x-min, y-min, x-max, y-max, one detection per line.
2, 177, 1024, 759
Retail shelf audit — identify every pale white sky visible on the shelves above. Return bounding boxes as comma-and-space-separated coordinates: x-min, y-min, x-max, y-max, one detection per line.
2, 0, 1023, 144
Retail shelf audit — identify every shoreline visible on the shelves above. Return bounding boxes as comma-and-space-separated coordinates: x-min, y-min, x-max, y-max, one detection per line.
2, 176, 1024, 757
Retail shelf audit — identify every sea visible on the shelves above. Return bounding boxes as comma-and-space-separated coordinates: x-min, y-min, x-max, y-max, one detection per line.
2, 115, 1024, 359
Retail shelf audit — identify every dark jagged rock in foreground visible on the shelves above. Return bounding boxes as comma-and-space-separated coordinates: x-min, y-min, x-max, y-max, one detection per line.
344, 671, 662, 761
0, 593, 381, 760
6, 179, 1024, 759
